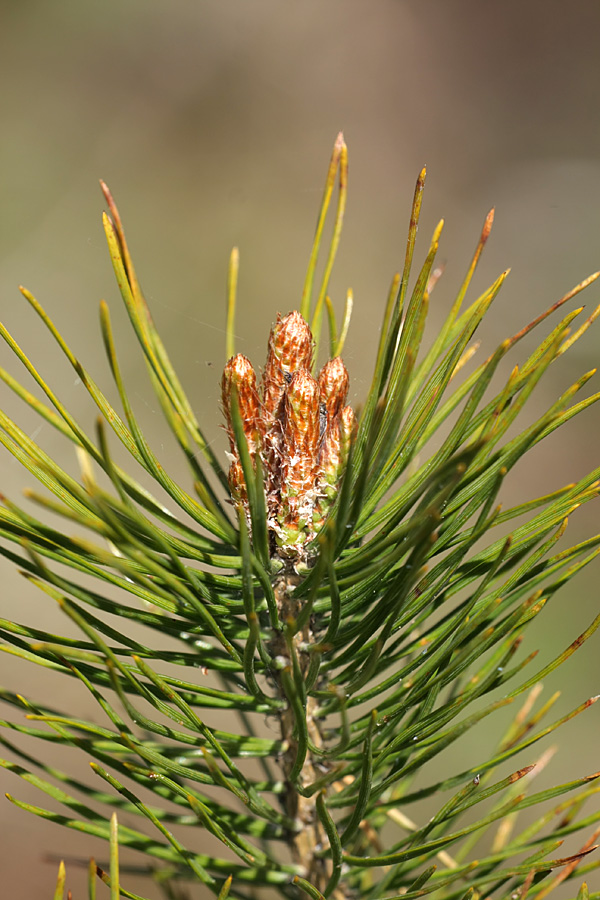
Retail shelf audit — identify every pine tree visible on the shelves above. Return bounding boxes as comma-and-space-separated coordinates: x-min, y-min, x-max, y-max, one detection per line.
1, 134, 599, 899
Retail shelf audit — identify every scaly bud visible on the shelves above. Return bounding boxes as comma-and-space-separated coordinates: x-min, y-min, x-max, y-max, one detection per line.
315, 403, 357, 534
283, 369, 321, 457
276, 370, 321, 555
261, 312, 314, 423
260, 312, 314, 514
221, 354, 261, 457
318, 423, 342, 498
221, 354, 261, 525
317, 357, 349, 422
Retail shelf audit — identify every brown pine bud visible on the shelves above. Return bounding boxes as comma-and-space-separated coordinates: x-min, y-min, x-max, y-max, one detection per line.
275, 370, 321, 554
315, 403, 356, 533
318, 421, 342, 493
285, 368, 320, 436
261, 312, 314, 423
221, 354, 260, 457
317, 365, 352, 495
317, 357, 349, 422
260, 313, 314, 516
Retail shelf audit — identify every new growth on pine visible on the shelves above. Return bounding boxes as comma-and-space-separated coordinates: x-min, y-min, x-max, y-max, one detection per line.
221, 311, 355, 562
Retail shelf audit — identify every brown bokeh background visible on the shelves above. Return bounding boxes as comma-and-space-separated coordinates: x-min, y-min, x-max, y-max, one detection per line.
1, 2, 599, 897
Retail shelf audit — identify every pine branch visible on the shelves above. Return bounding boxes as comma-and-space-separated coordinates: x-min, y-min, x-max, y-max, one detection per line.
0, 135, 598, 900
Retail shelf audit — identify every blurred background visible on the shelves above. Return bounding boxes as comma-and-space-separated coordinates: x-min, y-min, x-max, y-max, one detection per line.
1, 1, 599, 896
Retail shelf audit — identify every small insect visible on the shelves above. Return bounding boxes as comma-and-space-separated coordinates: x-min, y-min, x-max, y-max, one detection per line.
319, 401, 328, 441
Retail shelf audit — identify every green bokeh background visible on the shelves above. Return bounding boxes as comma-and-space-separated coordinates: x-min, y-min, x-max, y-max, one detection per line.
0, 2, 599, 897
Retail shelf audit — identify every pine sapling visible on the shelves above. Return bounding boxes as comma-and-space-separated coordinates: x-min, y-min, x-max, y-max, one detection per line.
0, 134, 599, 900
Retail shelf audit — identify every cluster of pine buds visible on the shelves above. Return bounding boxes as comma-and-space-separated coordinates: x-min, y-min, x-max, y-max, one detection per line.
221, 311, 355, 562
